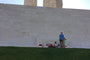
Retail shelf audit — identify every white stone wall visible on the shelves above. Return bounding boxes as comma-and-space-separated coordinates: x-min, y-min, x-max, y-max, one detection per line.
0, 4, 90, 48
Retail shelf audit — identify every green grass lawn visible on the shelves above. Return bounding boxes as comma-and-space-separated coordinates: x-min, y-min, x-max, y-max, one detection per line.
0, 47, 90, 60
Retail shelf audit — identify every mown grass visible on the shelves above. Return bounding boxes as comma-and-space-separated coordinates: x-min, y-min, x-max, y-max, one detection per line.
0, 47, 90, 60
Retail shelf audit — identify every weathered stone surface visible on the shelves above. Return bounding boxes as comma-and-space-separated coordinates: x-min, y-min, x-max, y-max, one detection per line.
43, 0, 57, 8
56, 0, 62, 8
24, 0, 37, 6
0, 4, 90, 48
43, 0, 62, 8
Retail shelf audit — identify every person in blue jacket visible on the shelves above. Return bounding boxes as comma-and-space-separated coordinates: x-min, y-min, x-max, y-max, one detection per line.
59, 32, 66, 47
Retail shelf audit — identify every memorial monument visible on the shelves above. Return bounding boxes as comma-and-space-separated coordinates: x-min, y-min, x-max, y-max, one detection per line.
24, 0, 62, 8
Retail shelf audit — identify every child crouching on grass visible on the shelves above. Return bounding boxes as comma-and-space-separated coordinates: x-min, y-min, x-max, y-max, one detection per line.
54, 41, 58, 48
